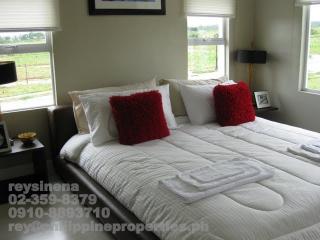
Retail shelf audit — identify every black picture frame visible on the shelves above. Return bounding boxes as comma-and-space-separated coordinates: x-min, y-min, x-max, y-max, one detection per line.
88, 0, 166, 15
0, 121, 11, 153
254, 91, 272, 109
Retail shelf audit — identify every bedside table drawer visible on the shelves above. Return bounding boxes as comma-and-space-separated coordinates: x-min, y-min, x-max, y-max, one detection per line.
255, 106, 279, 117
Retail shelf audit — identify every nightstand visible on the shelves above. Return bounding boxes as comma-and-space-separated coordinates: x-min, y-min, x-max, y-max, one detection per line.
0, 139, 48, 203
255, 106, 279, 117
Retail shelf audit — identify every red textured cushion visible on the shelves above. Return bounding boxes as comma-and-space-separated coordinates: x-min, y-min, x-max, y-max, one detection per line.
110, 91, 170, 145
213, 81, 255, 126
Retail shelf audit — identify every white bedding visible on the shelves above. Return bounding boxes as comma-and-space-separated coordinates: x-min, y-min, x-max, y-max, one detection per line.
60, 117, 320, 240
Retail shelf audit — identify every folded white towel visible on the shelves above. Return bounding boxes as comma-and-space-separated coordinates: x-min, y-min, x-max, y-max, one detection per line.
160, 159, 274, 204
187, 164, 245, 183
302, 144, 320, 155
309, 140, 320, 148
288, 145, 320, 162
179, 161, 260, 191
301, 140, 320, 154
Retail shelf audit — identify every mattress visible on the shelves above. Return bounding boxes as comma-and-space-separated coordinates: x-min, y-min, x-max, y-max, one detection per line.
60, 117, 320, 240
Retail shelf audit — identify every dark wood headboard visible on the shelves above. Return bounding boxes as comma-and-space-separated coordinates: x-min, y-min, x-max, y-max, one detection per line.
47, 105, 77, 159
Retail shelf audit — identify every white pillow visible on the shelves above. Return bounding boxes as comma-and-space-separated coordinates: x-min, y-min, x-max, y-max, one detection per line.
80, 85, 177, 146
159, 79, 223, 117
69, 79, 156, 134
60, 134, 91, 163
179, 84, 218, 125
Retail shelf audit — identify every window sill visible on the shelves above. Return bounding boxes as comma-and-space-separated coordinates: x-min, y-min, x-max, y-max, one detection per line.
298, 89, 320, 96
189, 74, 228, 81
2, 104, 55, 115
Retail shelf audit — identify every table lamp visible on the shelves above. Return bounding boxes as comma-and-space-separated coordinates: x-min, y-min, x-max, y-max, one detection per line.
236, 50, 267, 90
0, 61, 18, 119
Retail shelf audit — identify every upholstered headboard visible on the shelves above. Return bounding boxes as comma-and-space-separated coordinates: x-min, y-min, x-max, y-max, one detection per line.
47, 105, 77, 158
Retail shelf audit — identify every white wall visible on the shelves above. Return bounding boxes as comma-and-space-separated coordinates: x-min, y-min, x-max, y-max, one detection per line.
53, 0, 188, 104
230, 0, 256, 81
254, 0, 320, 132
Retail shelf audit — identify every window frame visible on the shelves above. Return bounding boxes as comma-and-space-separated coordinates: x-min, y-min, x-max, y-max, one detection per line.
0, 32, 56, 113
299, 5, 320, 94
187, 17, 229, 80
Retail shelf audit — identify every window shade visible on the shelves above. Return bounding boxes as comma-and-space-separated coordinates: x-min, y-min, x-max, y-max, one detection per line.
184, 0, 236, 18
296, 0, 320, 6
0, 0, 60, 32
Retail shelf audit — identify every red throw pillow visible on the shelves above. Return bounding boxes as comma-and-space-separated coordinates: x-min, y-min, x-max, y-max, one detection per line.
213, 81, 255, 126
110, 91, 170, 145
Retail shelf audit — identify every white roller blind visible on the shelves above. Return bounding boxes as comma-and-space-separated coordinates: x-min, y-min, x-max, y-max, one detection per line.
184, 0, 236, 18
296, 0, 320, 6
0, 0, 60, 32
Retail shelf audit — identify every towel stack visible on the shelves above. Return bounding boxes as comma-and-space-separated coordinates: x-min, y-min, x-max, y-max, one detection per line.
302, 141, 320, 154
288, 140, 320, 162
160, 159, 274, 204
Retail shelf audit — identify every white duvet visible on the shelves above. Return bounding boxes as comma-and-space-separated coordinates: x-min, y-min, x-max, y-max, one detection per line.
60, 118, 320, 240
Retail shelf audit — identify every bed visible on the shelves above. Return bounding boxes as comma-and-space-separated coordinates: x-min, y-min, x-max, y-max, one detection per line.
48, 105, 320, 240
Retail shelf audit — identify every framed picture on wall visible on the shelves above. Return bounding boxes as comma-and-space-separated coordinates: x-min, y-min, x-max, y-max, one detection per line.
254, 91, 272, 109
88, 0, 166, 15
0, 121, 11, 153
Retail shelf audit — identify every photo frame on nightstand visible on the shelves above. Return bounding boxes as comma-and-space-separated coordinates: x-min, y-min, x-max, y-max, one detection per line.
254, 91, 272, 109
0, 121, 11, 153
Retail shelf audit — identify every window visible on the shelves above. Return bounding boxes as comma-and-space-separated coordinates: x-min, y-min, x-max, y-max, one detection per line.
0, 32, 55, 112
301, 5, 320, 92
188, 17, 228, 80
